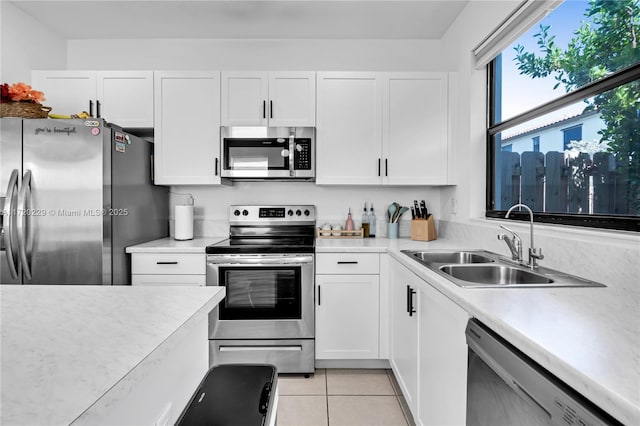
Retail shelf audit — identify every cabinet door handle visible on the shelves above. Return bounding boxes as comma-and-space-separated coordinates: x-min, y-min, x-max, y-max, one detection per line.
378, 158, 381, 177
270, 100, 273, 119
385, 158, 388, 177
215, 157, 219, 176
96, 100, 101, 118
337, 261, 358, 264
89, 100, 94, 117
157, 261, 178, 265
407, 285, 416, 316
317, 285, 321, 306
263, 100, 266, 119
150, 153, 155, 182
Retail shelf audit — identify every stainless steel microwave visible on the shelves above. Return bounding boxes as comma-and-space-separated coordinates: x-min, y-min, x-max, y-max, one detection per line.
221, 126, 315, 180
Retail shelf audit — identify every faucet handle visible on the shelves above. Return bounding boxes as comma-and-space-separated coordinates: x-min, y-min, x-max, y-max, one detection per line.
499, 224, 520, 240
530, 247, 544, 260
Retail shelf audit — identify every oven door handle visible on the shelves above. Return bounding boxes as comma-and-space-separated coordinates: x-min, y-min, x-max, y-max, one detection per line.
207, 254, 313, 265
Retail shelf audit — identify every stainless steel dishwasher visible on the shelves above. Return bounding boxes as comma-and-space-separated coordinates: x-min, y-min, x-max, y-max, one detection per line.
465, 319, 621, 426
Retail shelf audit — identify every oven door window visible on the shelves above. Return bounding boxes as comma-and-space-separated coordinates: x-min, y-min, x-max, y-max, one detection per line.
219, 266, 301, 320
224, 139, 289, 171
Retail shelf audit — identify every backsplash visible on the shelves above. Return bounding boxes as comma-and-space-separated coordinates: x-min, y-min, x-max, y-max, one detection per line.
169, 182, 441, 237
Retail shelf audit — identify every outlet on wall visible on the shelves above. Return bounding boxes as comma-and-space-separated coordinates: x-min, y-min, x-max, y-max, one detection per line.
450, 198, 457, 215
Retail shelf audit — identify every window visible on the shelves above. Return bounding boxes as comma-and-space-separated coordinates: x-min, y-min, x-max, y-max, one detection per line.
562, 126, 581, 150
487, 0, 640, 231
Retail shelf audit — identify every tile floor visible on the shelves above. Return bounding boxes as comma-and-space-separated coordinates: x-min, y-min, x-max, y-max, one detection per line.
276, 369, 414, 426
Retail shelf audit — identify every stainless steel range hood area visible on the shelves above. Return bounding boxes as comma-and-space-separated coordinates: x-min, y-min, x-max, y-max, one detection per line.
220, 127, 316, 181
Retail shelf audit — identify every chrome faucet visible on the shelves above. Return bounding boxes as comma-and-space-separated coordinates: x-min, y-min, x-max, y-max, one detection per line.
497, 224, 522, 262
500, 203, 544, 269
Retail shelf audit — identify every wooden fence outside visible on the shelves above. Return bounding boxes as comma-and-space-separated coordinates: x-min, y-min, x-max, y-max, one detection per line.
498, 151, 629, 215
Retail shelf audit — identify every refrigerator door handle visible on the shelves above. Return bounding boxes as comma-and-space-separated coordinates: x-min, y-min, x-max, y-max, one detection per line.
3, 169, 20, 279
16, 170, 33, 280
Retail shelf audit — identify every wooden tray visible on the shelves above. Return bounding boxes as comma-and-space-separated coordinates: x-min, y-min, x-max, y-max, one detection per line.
316, 228, 364, 239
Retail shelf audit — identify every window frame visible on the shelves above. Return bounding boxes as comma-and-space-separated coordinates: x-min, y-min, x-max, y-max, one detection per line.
485, 60, 640, 232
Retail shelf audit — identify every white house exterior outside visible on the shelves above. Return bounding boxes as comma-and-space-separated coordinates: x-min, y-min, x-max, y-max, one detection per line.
500, 110, 603, 154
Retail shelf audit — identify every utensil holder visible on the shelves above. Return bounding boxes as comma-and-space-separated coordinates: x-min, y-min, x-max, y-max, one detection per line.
387, 222, 399, 239
410, 216, 437, 241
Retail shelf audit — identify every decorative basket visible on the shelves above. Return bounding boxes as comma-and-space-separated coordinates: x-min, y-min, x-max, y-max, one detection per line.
0, 102, 51, 118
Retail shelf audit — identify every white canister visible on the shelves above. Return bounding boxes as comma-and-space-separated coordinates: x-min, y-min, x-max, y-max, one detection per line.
174, 205, 194, 240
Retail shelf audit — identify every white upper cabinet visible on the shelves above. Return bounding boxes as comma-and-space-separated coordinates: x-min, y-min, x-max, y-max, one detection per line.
382, 72, 449, 185
96, 71, 154, 128
221, 72, 267, 126
221, 71, 316, 127
32, 71, 96, 117
32, 70, 154, 127
316, 71, 451, 185
154, 71, 223, 185
316, 72, 383, 185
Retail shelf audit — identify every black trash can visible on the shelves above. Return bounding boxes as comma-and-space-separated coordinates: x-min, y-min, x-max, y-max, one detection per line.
176, 364, 278, 426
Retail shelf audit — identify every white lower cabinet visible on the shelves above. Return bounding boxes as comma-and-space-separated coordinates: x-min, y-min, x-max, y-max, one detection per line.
131, 253, 206, 286
390, 259, 420, 411
315, 252, 381, 360
315, 274, 380, 359
417, 277, 469, 425
390, 257, 469, 425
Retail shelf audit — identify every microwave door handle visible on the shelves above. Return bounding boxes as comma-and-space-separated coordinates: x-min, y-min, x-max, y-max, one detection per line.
289, 131, 295, 177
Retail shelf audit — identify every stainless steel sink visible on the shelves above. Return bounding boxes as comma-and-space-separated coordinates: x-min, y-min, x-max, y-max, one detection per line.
401, 249, 606, 288
440, 264, 553, 286
405, 250, 495, 265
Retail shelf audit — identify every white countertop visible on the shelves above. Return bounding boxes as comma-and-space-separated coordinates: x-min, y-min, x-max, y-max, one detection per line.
317, 237, 640, 425
126, 235, 639, 424
125, 236, 227, 253
0, 285, 225, 426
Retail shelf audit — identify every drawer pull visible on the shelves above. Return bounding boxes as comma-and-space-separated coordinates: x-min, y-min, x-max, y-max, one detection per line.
337, 261, 358, 264
156, 261, 178, 265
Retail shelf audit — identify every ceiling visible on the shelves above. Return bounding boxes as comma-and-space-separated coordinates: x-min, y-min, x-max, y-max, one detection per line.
10, 1, 469, 40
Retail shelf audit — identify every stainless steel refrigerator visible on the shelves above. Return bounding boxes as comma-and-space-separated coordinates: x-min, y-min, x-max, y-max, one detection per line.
1, 118, 168, 285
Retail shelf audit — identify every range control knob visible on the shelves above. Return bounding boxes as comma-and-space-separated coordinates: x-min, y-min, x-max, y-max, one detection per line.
287, 209, 294, 216
242, 209, 249, 216
304, 209, 310, 216
233, 209, 241, 216
296, 209, 302, 216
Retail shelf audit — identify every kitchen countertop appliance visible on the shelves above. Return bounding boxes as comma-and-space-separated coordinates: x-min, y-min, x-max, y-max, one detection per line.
1, 118, 168, 285
466, 319, 621, 425
206, 205, 316, 373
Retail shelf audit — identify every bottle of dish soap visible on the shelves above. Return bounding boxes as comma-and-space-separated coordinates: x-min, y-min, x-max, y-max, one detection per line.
361, 202, 370, 237
345, 208, 355, 231
369, 204, 376, 237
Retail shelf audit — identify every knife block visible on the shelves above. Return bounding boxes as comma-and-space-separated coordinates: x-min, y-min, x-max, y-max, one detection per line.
410, 216, 437, 241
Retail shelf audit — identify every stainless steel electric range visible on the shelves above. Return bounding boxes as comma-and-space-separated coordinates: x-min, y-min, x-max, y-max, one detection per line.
205, 205, 316, 373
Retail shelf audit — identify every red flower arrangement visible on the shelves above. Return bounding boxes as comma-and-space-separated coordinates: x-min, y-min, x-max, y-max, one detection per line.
0, 82, 46, 104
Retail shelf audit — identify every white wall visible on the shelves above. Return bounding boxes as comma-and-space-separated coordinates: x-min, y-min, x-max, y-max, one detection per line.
439, 0, 521, 222
0, 1, 66, 84
67, 38, 445, 71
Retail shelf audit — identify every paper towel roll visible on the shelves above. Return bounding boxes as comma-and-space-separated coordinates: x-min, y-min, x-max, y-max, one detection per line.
174, 205, 194, 240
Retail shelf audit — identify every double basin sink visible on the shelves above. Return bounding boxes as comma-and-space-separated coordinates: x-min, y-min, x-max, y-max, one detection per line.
401, 249, 606, 288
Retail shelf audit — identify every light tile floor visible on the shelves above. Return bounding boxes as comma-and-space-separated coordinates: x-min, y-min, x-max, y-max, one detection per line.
276, 369, 413, 426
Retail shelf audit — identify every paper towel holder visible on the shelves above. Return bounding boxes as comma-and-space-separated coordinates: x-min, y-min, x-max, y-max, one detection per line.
172, 192, 194, 241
